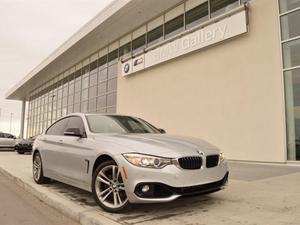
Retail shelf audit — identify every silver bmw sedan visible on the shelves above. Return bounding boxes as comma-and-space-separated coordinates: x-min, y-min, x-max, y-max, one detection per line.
33, 113, 228, 213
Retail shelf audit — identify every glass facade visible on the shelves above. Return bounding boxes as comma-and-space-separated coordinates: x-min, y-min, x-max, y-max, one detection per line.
26, 0, 243, 137
280, 0, 300, 160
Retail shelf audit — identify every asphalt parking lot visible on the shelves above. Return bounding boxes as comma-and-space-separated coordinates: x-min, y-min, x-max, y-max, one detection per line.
0, 152, 300, 225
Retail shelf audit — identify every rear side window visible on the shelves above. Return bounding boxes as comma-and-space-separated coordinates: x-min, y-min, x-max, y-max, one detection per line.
46, 118, 69, 136
4, 133, 15, 138
65, 116, 85, 134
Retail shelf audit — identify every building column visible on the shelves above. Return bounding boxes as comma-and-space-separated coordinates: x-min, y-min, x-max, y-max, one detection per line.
20, 100, 26, 139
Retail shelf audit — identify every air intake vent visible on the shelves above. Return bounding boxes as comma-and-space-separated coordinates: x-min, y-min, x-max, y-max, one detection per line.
206, 155, 219, 168
178, 156, 202, 169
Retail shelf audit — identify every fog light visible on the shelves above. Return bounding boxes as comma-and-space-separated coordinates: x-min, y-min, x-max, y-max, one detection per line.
141, 185, 150, 193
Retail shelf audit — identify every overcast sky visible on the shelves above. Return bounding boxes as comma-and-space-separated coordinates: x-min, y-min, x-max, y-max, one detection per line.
0, 0, 113, 136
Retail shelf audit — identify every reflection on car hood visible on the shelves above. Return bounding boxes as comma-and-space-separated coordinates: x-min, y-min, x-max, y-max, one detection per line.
18, 139, 34, 144
94, 133, 220, 158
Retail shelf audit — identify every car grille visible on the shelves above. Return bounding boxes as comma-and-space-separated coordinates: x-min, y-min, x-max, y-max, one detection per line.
206, 155, 219, 168
178, 156, 202, 169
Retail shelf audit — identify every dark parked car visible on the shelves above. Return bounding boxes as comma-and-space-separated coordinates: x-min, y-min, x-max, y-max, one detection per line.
15, 136, 36, 154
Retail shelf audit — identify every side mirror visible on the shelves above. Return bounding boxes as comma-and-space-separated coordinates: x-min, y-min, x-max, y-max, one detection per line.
158, 128, 166, 134
64, 128, 83, 138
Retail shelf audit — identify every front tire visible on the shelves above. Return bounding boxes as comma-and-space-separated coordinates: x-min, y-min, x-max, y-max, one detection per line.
33, 152, 50, 184
92, 160, 130, 213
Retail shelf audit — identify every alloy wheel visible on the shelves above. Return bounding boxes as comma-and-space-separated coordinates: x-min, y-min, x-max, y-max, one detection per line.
95, 165, 128, 209
33, 154, 42, 181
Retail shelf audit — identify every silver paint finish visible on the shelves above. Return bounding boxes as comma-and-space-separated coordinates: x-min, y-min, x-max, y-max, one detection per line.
34, 113, 228, 204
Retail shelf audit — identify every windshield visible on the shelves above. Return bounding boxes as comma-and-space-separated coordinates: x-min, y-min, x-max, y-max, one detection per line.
86, 115, 160, 134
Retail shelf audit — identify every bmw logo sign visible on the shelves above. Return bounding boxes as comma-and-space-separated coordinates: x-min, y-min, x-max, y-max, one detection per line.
124, 63, 130, 74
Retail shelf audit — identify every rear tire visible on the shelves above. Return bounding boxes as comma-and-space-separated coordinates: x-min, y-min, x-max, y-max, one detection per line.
92, 160, 131, 213
33, 152, 50, 184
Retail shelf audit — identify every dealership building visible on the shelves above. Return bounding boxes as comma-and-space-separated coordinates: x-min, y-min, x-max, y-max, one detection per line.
6, 0, 300, 163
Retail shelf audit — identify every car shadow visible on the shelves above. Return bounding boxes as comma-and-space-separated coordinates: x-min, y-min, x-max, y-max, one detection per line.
42, 179, 221, 220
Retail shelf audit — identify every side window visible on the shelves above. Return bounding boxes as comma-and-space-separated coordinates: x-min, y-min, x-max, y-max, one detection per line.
0, 133, 4, 138
5, 134, 15, 139
46, 118, 69, 136
65, 116, 85, 134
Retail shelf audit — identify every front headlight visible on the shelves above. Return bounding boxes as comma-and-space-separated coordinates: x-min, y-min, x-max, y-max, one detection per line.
219, 152, 225, 164
122, 153, 172, 169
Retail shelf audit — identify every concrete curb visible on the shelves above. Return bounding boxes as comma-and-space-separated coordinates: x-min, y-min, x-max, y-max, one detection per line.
0, 166, 121, 225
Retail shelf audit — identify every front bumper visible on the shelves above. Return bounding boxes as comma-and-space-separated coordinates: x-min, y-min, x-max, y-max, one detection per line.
116, 155, 228, 203
134, 172, 228, 199
15, 144, 33, 151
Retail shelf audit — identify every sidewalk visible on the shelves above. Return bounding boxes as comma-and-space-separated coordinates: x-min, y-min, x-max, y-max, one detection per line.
0, 152, 300, 225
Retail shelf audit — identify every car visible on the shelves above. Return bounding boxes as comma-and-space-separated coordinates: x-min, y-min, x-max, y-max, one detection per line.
0, 132, 16, 149
32, 113, 228, 213
15, 136, 36, 154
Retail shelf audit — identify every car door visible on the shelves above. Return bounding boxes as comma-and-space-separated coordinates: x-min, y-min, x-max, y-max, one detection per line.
0, 133, 5, 147
5, 133, 16, 147
40, 117, 69, 178
58, 116, 91, 189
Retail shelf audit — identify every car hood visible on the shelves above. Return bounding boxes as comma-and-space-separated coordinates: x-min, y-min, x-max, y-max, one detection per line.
93, 133, 220, 158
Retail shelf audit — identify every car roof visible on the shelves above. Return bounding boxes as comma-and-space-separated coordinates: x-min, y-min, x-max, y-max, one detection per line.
65, 113, 133, 118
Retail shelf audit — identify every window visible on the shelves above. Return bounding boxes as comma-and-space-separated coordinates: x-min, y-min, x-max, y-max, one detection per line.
280, 9, 300, 41
284, 68, 300, 160
67, 105, 74, 114
164, 15, 184, 38
74, 103, 80, 113
69, 81, 74, 95
98, 55, 107, 68
90, 72, 97, 85
107, 92, 117, 106
279, 0, 300, 13
74, 92, 81, 103
62, 97, 68, 107
81, 101, 88, 113
108, 78, 117, 92
283, 38, 300, 68
75, 69, 81, 79
185, 1, 209, 29
210, 0, 239, 17
98, 82, 107, 96
89, 86, 97, 99
132, 35, 146, 53
82, 64, 90, 75
108, 49, 118, 62
119, 42, 132, 57
88, 98, 97, 112
81, 89, 88, 101
68, 95, 74, 105
46, 118, 68, 135
99, 68, 108, 82
97, 95, 107, 108
82, 75, 89, 89
65, 116, 85, 134
75, 78, 81, 92
108, 64, 117, 79
86, 115, 160, 134
147, 16, 164, 47
90, 60, 98, 72
147, 25, 164, 46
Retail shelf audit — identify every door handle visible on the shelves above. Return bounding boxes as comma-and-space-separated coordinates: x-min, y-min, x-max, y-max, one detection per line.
58, 140, 64, 144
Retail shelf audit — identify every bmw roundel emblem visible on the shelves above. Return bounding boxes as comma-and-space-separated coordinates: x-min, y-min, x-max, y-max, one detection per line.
124, 63, 130, 74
